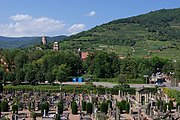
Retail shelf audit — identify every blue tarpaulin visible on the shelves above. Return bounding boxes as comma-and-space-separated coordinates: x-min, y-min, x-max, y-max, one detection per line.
72, 77, 84, 82
72, 78, 77, 82
78, 77, 83, 82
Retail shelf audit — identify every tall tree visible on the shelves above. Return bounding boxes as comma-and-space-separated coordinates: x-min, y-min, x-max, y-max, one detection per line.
14, 50, 28, 69
15, 69, 25, 83
45, 71, 55, 84
35, 71, 44, 83
85, 51, 120, 78
52, 64, 70, 82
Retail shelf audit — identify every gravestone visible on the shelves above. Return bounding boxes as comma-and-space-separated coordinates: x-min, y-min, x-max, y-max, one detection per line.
116, 106, 120, 120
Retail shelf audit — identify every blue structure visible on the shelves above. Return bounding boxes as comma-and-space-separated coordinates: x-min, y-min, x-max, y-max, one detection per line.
72, 78, 77, 82
78, 77, 83, 82
72, 77, 84, 82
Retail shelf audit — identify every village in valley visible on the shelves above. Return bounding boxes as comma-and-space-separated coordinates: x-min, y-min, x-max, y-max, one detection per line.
0, 36, 180, 120
0, 1, 180, 120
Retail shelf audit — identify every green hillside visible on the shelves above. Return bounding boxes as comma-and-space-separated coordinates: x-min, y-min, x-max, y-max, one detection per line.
61, 8, 180, 59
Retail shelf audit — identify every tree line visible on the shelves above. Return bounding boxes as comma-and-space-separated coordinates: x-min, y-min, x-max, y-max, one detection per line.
0, 49, 179, 85
0, 49, 82, 85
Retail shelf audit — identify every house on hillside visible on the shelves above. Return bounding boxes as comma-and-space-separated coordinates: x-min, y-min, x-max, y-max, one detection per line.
81, 52, 89, 61
53, 42, 60, 51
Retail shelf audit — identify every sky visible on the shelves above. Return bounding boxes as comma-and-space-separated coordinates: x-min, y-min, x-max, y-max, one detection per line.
0, 0, 179, 37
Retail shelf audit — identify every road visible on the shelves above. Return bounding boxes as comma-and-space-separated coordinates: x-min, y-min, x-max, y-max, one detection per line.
93, 82, 180, 90
62, 82, 180, 90
164, 82, 180, 91
92, 82, 156, 88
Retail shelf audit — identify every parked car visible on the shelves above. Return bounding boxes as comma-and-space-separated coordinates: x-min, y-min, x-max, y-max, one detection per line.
155, 82, 166, 87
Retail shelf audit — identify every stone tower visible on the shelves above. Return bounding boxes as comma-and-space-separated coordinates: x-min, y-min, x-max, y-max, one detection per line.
42, 36, 47, 45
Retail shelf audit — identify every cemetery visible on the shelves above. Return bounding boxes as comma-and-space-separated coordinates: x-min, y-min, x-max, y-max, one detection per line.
0, 83, 180, 120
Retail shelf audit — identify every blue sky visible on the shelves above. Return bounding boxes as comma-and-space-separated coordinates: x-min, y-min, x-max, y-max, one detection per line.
0, 0, 179, 37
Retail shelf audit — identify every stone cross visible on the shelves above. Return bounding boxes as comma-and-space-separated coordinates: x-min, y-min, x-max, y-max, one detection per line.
127, 93, 130, 102
108, 103, 112, 116
43, 109, 46, 118
138, 107, 141, 120
89, 95, 92, 103
167, 104, 169, 112
129, 102, 132, 115
109, 93, 112, 100
56, 106, 58, 114
94, 106, 97, 120
178, 106, 180, 113
116, 106, 120, 120
149, 92, 152, 99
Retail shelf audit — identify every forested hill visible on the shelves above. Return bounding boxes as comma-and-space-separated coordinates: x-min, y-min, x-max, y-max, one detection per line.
0, 35, 67, 48
61, 8, 180, 59
110, 8, 180, 40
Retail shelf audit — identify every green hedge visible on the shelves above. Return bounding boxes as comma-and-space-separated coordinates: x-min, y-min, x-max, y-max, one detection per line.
163, 88, 180, 102
4, 84, 156, 95
3, 84, 137, 94
3, 84, 95, 93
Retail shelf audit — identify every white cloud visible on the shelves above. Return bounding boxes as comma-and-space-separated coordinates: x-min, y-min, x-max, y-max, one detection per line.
67, 24, 86, 35
10, 14, 33, 21
0, 14, 66, 37
86, 11, 96, 17
0, 14, 86, 37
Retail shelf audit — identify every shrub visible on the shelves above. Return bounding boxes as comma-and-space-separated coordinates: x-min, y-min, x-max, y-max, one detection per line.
55, 114, 61, 120
116, 100, 128, 113
40, 102, 49, 115
121, 100, 127, 110
169, 100, 173, 111
116, 102, 123, 113
12, 104, 18, 114
86, 102, 93, 114
57, 101, 63, 114
71, 102, 78, 114
156, 100, 161, 110
1, 100, 9, 112
176, 101, 180, 110
0, 82, 3, 92
82, 100, 86, 111
100, 102, 108, 114
107, 100, 112, 109
163, 103, 168, 113
31, 112, 36, 120
125, 102, 130, 113
28, 101, 31, 111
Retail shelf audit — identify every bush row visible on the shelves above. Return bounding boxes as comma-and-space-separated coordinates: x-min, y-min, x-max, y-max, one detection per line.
3, 84, 139, 94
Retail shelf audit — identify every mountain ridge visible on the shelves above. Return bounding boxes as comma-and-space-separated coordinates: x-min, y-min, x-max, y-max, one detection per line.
0, 35, 67, 48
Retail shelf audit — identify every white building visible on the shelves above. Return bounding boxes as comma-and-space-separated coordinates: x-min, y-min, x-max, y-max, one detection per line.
53, 42, 59, 51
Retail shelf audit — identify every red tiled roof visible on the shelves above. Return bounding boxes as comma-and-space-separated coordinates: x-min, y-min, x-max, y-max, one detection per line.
81, 52, 89, 61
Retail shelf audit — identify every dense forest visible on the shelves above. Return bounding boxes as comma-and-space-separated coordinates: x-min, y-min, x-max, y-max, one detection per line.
0, 49, 179, 85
